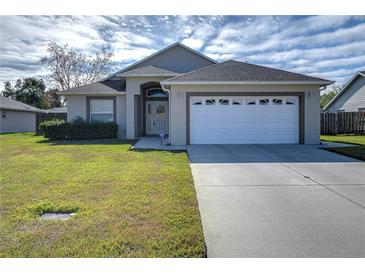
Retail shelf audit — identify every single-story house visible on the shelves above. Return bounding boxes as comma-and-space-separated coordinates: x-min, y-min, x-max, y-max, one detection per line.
46, 107, 67, 114
323, 71, 365, 113
0, 95, 43, 133
61, 42, 333, 145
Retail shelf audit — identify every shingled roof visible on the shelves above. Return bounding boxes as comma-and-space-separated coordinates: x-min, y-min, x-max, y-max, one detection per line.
163, 60, 333, 84
120, 65, 180, 77
0, 95, 44, 112
61, 79, 126, 95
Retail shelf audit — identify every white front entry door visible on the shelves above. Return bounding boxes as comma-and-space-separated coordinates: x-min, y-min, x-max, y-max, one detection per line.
190, 96, 299, 144
145, 101, 169, 135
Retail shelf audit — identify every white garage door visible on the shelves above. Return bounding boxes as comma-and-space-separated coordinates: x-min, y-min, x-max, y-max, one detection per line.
190, 96, 299, 144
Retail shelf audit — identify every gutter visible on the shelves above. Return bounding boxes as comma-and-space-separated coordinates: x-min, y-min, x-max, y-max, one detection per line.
160, 80, 334, 86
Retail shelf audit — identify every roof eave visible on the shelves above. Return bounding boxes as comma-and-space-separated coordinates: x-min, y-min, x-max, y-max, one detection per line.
161, 80, 334, 85
120, 73, 181, 77
0, 107, 44, 113
60, 91, 126, 95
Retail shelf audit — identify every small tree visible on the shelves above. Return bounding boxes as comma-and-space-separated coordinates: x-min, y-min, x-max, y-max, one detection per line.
41, 42, 114, 90
321, 84, 342, 109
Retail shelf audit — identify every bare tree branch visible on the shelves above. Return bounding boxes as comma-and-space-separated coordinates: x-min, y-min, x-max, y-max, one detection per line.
41, 42, 115, 91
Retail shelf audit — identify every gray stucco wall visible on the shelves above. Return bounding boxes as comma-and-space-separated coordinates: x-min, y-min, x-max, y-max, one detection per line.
66, 94, 127, 138
327, 76, 365, 112
169, 84, 321, 145
128, 45, 215, 73
0, 110, 36, 133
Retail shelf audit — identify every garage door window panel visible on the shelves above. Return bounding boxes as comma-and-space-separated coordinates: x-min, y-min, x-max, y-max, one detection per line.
273, 98, 283, 105
246, 98, 256, 105
206, 99, 216, 105
259, 98, 270, 105
192, 98, 203, 105
286, 98, 296, 105
232, 99, 243, 105
219, 99, 229, 105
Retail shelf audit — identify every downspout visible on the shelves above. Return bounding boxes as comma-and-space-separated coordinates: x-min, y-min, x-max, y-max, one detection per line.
161, 83, 172, 145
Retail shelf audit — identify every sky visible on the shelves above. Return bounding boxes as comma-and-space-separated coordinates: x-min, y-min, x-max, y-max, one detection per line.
1, 15, 365, 89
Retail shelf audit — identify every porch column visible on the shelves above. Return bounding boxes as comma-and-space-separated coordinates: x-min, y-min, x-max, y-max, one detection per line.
126, 91, 135, 139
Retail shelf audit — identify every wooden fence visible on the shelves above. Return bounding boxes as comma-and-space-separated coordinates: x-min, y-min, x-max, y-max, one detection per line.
321, 112, 365, 135
36, 112, 67, 135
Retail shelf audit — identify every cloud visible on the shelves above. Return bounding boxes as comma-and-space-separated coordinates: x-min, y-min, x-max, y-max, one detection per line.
1, 15, 365, 88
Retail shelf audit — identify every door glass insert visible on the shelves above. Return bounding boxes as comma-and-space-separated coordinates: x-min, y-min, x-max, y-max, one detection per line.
146, 88, 167, 97
155, 104, 166, 119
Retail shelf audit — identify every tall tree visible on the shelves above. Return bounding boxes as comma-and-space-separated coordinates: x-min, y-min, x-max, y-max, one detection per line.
2, 81, 16, 99
320, 84, 342, 109
41, 42, 114, 90
1, 78, 49, 109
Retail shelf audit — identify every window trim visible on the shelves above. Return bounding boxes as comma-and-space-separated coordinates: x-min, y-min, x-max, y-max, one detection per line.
86, 96, 116, 123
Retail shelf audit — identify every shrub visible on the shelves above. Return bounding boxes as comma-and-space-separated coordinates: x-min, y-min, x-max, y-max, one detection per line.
39, 119, 118, 140
38, 119, 67, 140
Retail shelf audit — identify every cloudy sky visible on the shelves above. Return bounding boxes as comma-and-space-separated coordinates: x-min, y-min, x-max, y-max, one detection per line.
1, 15, 365, 88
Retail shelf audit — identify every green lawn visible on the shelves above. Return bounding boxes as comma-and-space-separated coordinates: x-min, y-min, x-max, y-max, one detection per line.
321, 134, 365, 145
0, 133, 205, 257
321, 134, 365, 161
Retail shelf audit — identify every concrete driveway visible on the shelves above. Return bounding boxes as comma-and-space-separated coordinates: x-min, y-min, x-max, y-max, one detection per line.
188, 144, 365, 257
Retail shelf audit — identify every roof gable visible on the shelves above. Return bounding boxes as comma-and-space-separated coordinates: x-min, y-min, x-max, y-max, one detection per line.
119, 65, 181, 77
163, 60, 333, 84
105, 42, 216, 80
324, 71, 365, 111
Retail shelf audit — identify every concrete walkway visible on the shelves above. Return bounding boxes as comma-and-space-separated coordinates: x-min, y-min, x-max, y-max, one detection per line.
131, 137, 186, 151
188, 144, 365, 257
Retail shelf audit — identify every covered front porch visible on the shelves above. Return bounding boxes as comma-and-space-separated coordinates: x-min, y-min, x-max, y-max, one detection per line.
123, 67, 179, 142
133, 81, 170, 138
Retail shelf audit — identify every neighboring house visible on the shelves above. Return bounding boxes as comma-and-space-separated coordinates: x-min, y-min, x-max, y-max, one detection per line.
46, 107, 67, 114
323, 71, 365, 113
61, 42, 333, 145
0, 95, 43, 133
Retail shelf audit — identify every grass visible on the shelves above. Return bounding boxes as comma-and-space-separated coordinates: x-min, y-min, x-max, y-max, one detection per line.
0, 133, 205, 257
321, 134, 365, 161
321, 134, 365, 145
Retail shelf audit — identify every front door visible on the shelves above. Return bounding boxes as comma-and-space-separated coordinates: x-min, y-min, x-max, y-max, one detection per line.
145, 101, 169, 135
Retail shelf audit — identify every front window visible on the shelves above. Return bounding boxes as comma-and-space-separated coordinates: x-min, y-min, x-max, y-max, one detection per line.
146, 88, 167, 97
90, 99, 114, 123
